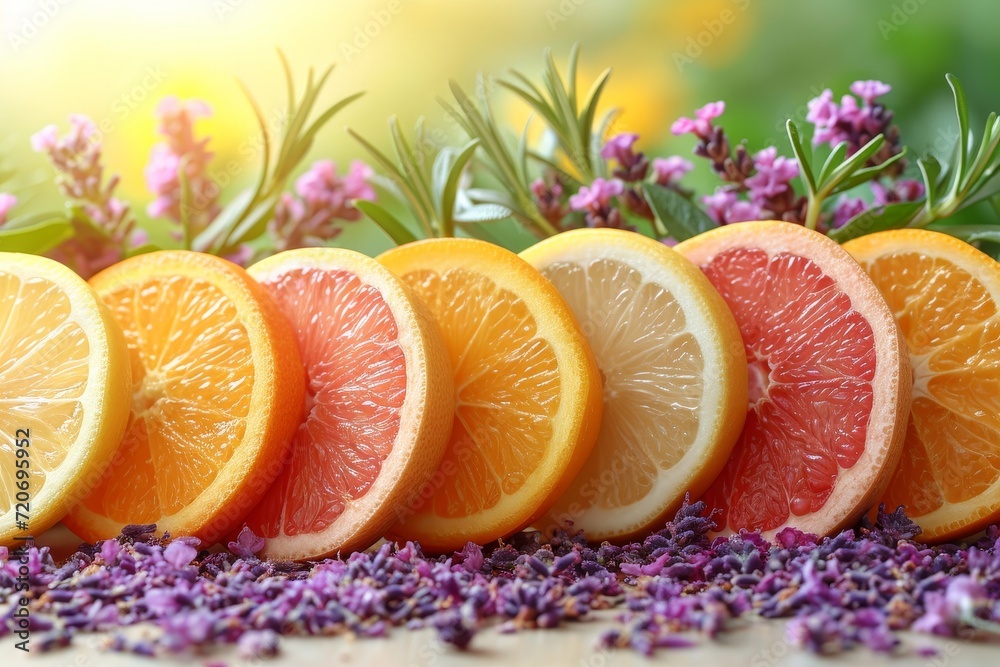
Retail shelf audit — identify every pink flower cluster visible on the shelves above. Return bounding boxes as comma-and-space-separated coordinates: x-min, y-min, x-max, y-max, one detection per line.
670, 101, 725, 140
652, 156, 693, 187
807, 80, 902, 171
145, 97, 220, 236
269, 160, 375, 251
0, 193, 16, 224
31, 115, 142, 278
701, 147, 801, 225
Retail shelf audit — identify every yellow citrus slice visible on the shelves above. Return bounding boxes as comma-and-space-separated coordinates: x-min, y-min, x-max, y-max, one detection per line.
0, 253, 130, 546
243, 248, 454, 560
845, 229, 1000, 542
63, 251, 305, 544
378, 238, 603, 552
520, 229, 747, 541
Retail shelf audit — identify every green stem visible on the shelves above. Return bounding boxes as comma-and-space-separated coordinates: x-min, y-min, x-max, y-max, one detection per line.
804, 193, 823, 231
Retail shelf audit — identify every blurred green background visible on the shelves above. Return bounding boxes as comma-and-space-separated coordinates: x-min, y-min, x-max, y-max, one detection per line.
1, 0, 997, 254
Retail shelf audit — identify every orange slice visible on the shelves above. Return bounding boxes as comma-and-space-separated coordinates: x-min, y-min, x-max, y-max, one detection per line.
63, 251, 304, 544
242, 248, 454, 560
676, 222, 911, 537
0, 253, 130, 546
845, 229, 1000, 542
378, 238, 603, 552
520, 229, 747, 541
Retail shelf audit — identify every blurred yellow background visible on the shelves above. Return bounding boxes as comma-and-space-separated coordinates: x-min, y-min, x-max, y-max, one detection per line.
2, 0, 997, 252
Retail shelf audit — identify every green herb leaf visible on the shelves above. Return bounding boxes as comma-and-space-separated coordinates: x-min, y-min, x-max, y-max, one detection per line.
642, 182, 717, 241
193, 188, 255, 253
453, 203, 512, 223
786, 121, 816, 194
946, 73, 971, 185
0, 217, 73, 254
827, 201, 924, 243
926, 223, 1000, 244
354, 200, 419, 246
917, 155, 943, 212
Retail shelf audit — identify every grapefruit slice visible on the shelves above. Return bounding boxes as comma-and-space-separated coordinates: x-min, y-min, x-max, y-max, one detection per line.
0, 253, 130, 546
63, 251, 305, 544
845, 229, 1000, 542
676, 221, 911, 537
243, 248, 454, 560
378, 238, 603, 553
520, 228, 747, 541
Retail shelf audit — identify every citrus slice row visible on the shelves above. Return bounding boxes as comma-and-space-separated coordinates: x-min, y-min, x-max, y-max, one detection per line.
63, 251, 304, 544
0, 253, 130, 545
676, 222, 911, 537
520, 229, 747, 541
378, 238, 603, 553
243, 248, 454, 560
845, 229, 1000, 542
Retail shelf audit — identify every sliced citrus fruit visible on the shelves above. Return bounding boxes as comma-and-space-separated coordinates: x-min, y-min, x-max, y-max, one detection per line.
845, 229, 1000, 542
676, 221, 911, 537
242, 248, 454, 559
63, 251, 304, 544
377, 238, 603, 552
0, 253, 130, 546
519, 228, 747, 541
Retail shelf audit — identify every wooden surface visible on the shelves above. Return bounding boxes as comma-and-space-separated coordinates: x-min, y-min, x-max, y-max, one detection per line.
3, 613, 998, 666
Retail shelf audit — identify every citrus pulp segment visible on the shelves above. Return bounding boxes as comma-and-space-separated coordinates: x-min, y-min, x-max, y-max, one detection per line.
845, 229, 1000, 542
243, 248, 454, 560
0, 253, 131, 546
676, 221, 911, 537
519, 228, 747, 541
378, 238, 603, 552
63, 250, 305, 544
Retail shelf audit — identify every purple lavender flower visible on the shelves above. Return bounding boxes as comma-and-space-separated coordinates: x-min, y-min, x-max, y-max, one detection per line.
569, 178, 628, 229
228, 526, 265, 559
832, 196, 867, 228
569, 178, 623, 212
0, 193, 16, 224
806, 80, 903, 175
745, 147, 799, 202
531, 177, 568, 227
163, 541, 198, 569
269, 159, 375, 252
31, 115, 141, 278
651, 156, 693, 187
600, 132, 649, 182
145, 97, 219, 236
850, 80, 892, 105
671, 101, 725, 139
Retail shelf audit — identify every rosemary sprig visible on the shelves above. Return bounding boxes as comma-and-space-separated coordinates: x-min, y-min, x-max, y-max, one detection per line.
441, 78, 558, 238
500, 45, 612, 184
193, 52, 363, 255
786, 121, 905, 232
349, 117, 509, 243
829, 75, 1000, 245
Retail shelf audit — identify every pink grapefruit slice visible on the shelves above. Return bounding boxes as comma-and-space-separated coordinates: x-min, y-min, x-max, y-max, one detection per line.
675, 221, 911, 537
243, 248, 454, 560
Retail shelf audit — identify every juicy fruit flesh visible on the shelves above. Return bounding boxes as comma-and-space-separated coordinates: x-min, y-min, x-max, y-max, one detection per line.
245, 268, 406, 537
541, 259, 703, 508
83, 275, 253, 522
864, 252, 1000, 514
700, 249, 876, 531
401, 267, 560, 518
0, 273, 88, 513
